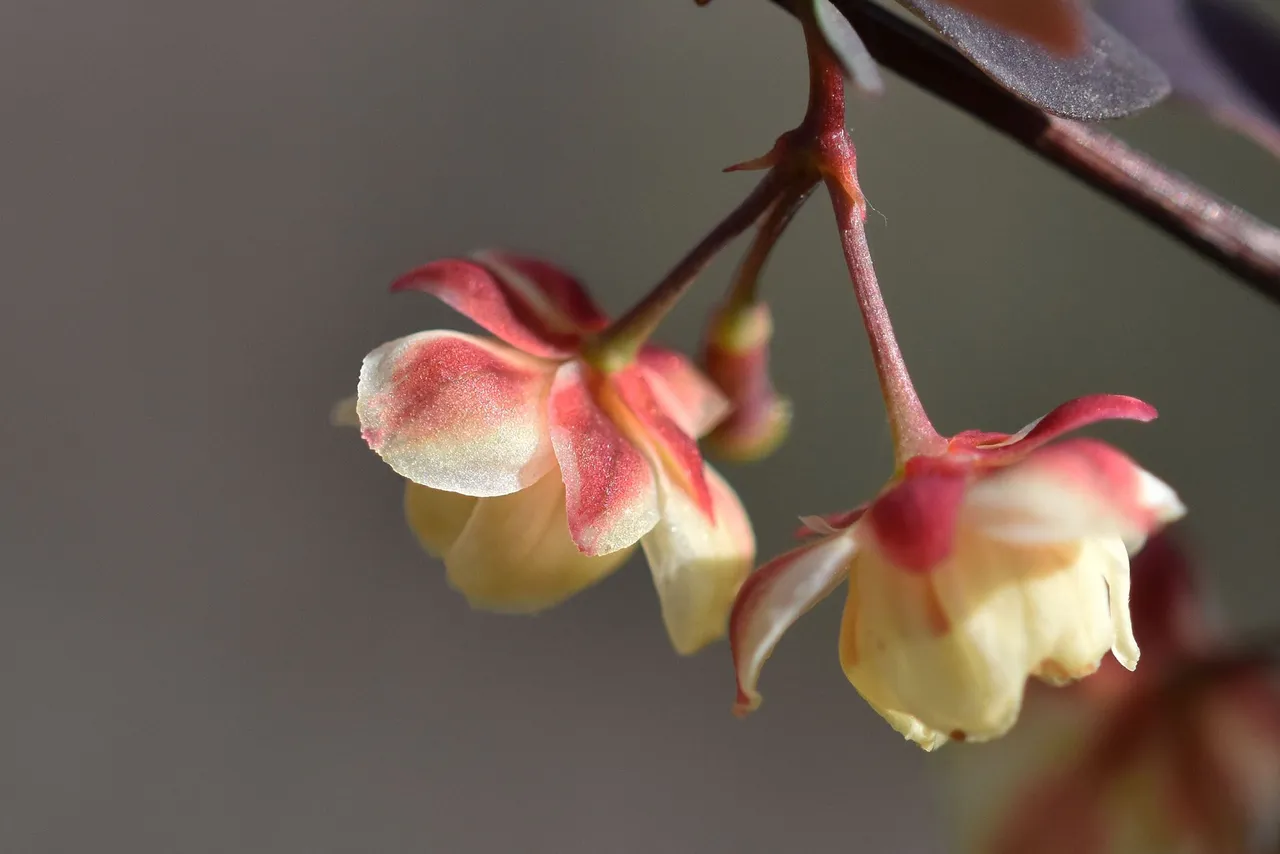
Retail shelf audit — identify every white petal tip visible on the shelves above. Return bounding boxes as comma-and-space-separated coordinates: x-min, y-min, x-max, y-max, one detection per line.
1115, 647, 1140, 672
798, 515, 840, 536
1138, 470, 1186, 524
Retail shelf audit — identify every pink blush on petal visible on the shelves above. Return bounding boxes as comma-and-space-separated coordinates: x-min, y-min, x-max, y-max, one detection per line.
377, 336, 550, 445
358, 331, 557, 496
611, 365, 715, 522
1009, 439, 1155, 529
865, 471, 968, 573
548, 363, 660, 556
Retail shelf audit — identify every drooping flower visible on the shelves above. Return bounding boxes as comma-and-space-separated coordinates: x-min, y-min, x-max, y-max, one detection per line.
984, 534, 1280, 854
348, 251, 755, 654
730, 394, 1185, 749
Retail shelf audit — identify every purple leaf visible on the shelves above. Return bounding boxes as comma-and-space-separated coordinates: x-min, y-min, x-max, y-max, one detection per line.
1098, 0, 1280, 157
813, 0, 885, 95
896, 0, 1171, 120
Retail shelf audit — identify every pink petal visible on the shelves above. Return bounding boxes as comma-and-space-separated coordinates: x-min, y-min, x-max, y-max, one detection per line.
864, 472, 969, 573
358, 331, 556, 496
731, 533, 858, 715
473, 250, 609, 334
636, 346, 730, 439
547, 361, 660, 556
972, 394, 1158, 460
796, 505, 868, 538
641, 464, 755, 655
965, 439, 1185, 547
612, 364, 715, 522
390, 259, 581, 358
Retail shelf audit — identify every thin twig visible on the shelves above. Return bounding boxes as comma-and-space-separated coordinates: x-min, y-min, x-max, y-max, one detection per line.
785, 0, 1280, 304
585, 170, 787, 368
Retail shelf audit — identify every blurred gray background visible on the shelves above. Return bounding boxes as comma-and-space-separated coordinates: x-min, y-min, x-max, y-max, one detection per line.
3, 1, 1279, 852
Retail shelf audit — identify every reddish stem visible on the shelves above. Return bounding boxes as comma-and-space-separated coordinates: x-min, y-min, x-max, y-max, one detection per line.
837, 213, 946, 463
724, 184, 814, 312
794, 0, 1280, 303
802, 21, 945, 464
587, 171, 786, 371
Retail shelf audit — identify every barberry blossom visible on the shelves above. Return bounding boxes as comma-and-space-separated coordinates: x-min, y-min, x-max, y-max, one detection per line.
730, 394, 1185, 750
988, 534, 1280, 854
348, 251, 754, 654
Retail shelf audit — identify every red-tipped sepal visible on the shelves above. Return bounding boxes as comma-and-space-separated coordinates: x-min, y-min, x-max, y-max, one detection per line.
730, 533, 857, 715
391, 256, 597, 358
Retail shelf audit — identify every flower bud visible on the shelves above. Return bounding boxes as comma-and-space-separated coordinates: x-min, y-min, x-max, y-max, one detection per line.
701, 302, 792, 462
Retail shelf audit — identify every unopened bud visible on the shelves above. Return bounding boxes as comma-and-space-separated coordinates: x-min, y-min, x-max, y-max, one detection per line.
701, 302, 792, 462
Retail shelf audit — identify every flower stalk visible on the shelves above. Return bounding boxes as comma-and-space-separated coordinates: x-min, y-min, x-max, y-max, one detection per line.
722, 186, 812, 314
583, 171, 790, 373
836, 216, 946, 465
799, 15, 947, 465
785, 0, 1280, 303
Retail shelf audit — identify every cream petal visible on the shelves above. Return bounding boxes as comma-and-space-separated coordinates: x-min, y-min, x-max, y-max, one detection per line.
1096, 536, 1139, 670
443, 470, 633, 613
358, 331, 557, 497
842, 527, 1128, 748
641, 464, 755, 655
841, 541, 1032, 747
1017, 539, 1123, 684
876, 706, 950, 752
404, 481, 480, 557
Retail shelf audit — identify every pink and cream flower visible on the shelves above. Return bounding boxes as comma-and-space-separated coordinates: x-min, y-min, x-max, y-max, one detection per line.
729, 394, 1185, 749
351, 251, 754, 654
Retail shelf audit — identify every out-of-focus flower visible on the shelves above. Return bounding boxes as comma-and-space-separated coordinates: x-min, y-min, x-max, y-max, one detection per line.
730, 394, 1185, 749
985, 533, 1280, 854
700, 301, 792, 462
344, 251, 754, 654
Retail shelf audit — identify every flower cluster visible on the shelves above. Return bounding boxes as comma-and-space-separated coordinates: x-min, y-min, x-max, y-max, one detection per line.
336, 0, 1188, 751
